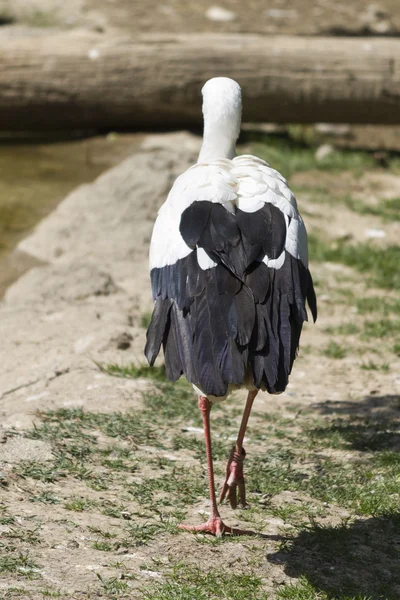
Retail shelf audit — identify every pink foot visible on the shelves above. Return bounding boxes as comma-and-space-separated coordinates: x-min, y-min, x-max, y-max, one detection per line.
178, 515, 252, 537
219, 447, 247, 509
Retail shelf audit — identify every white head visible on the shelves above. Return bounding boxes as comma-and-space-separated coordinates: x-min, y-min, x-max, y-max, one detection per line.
198, 77, 242, 162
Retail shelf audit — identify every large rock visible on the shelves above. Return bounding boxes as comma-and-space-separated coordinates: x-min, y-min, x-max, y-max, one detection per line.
0, 132, 200, 428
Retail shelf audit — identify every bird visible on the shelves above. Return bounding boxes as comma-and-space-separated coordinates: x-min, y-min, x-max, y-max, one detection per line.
145, 77, 317, 536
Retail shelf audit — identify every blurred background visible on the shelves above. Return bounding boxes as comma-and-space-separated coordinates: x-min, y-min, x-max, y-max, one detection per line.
0, 0, 399, 294
1, 0, 400, 294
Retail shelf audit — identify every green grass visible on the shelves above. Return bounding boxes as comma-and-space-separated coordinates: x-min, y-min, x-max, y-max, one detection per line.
64, 496, 98, 512
127, 467, 207, 508
324, 323, 360, 336
96, 573, 130, 596
97, 362, 201, 424
28, 491, 60, 504
141, 562, 267, 600
140, 311, 152, 329
276, 577, 330, 600
355, 296, 400, 316
323, 341, 348, 359
3, 527, 42, 546
360, 360, 390, 373
344, 195, 400, 222
245, 133, 375, 180
97, 361, 166, 382
0, 552, 41, 579
303, 190, 400, 224
308, 234, 400, 290
362, 318, 400, 340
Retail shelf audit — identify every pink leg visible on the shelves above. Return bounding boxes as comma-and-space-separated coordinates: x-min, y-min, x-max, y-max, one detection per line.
178, 396, 251, 536
219, 389, 258, 509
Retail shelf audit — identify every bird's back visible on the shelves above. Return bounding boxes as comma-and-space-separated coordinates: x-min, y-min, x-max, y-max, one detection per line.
145, 155, 317, 398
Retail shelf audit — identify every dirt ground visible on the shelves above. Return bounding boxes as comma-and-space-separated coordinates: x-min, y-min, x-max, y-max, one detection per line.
3, 0, 400, 36
0, 131, 399, 598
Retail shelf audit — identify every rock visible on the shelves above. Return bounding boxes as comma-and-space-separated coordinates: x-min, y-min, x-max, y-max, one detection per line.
0, 133, 198, 428
365, 228, 386, 238
6, 263, 118, 306
315, 143, 334, 161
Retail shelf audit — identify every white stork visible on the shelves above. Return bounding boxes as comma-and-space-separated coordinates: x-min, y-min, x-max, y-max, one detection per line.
145, 77, 317, 536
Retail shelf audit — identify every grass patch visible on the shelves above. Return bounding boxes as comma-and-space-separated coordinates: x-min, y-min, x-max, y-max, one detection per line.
3, 527, 42, 546
0, 552, 41, 579
355, 296, 400, 316
127, 467, 206, 508
362, 318, 400, 340
324, 323, 360, 336
98, 362, 167, 382
344, 195, 400, 222
172, 433, 229, 460
64, 496, 98, 512
360, 360, 389, 373
141, 562, 267, 600
246, 410, 400, 517
323, 341, 347, 359
276, 577, 330, 600
98, 361, 200, 425
245, 133, 375, 179
29, 491, 60, 504
140, 311, 152, 329
96, 573, 130, 596
29, 406, 158, 448
308, 234, 400, 289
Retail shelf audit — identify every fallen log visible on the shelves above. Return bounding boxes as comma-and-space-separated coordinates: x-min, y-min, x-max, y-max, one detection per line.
0, 31, 399, 130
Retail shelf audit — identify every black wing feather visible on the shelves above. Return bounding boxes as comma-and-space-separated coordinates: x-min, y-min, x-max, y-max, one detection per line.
146, 200, 317, 396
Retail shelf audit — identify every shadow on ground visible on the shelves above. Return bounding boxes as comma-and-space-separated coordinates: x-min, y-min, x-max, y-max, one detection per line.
267, 513, 400, 599
310, 394, 400, 452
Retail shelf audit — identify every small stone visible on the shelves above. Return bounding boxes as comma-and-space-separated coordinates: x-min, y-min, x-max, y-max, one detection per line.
88, 48, 100, 60
67, 540, 80, 549
365, 228, 386, 239
114, 332, 133, 350
315, 123, 351, 137
315, 144, 334, 161
205, 6, 236, 22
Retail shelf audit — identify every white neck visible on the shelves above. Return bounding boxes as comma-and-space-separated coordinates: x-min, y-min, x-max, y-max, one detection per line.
198, 124, 237, 162
197, 77, 242, 163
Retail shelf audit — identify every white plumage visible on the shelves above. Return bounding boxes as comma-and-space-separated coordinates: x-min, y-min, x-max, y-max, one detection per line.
149, 154, 308, 272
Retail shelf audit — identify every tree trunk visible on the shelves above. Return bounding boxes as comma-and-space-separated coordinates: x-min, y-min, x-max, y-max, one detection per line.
1, 31, 399, 130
